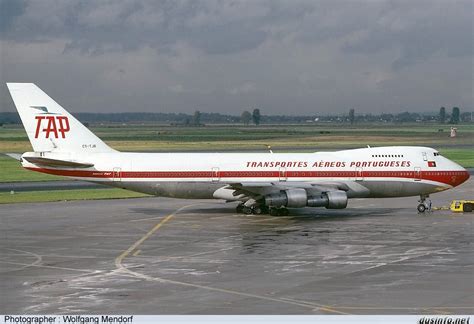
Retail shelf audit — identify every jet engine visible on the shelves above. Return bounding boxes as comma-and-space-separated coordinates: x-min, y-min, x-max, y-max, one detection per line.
307, 190, 347, 209
264, 188, 307, 208
264, 189, 347, 209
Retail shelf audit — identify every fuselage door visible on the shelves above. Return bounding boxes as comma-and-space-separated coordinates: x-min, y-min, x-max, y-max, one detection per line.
414, 167, 421, 181
355, 167, 363, 181
279, 167, 287, 182
211, 167, 220, 182
422, 152, 428, 161
113, 167, 121, 182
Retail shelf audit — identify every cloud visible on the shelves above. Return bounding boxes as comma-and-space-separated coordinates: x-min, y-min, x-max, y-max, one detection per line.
1, 0, 272, 55
228, 81, 257, 95
341, 1, 473, 70
1, 0, 472, 114
0, 0, 26, 32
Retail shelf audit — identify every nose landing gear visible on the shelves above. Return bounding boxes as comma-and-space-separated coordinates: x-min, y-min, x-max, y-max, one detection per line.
417, 195, 432, 213
417, 203, 427, 213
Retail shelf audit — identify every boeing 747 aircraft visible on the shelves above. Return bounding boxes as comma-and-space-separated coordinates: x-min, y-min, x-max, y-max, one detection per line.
7, 83, 470, 215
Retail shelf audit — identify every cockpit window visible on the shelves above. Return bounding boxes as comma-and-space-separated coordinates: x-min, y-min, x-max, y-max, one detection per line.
434, 152, 441, 156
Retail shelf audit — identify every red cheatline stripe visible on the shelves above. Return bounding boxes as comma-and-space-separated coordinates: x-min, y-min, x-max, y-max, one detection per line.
24, 167, 467, 186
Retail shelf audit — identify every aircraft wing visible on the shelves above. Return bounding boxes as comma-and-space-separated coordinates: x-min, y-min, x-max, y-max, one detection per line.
227, 180, 368, 199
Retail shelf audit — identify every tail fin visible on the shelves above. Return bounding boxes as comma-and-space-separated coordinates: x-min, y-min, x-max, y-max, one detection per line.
7, 83, 115, 153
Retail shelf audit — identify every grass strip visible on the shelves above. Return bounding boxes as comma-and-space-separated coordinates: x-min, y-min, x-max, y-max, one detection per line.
0, 155, 61, 182
0, 188, 150, 204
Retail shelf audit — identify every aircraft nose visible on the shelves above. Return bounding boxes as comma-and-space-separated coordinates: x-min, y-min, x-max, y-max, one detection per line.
454, 169, 470, 187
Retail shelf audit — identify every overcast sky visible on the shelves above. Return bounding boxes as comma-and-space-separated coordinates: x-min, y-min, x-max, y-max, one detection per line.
1, 0, 472, 115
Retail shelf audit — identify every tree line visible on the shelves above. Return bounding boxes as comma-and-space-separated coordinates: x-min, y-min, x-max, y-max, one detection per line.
344, 107, 470, 125
0, 107, 471, 126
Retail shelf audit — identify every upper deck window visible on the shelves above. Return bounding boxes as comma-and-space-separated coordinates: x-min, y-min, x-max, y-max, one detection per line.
372, 154, 404, 158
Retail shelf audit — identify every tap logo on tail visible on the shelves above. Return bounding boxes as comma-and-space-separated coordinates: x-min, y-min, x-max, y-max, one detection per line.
31, 106, 70, 139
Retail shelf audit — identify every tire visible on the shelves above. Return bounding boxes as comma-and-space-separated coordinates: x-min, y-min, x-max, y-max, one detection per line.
269, 208, 278, 216
253, 207, 263, 215
242, 206, 253, 215
417, 203, 426, 213
236, 204, 244, 213
280, 208, 289, 216
463, 203, 473, 212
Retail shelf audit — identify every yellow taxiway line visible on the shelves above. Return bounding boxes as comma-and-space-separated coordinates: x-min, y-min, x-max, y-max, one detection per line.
114, 203, 473, 314
114, 203, 472, 315
114, 203, 350, 314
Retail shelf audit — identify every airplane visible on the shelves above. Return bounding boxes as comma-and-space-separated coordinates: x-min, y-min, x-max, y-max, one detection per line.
6, 83, 470, 215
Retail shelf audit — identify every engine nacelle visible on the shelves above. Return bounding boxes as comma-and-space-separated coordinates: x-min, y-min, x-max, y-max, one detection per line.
308, 190, 347, 209
326, 191, 348, 209
265, 189, 348, 209
306, 194, 328, 207
285, 188, 307, 207
264, 188, 307, 208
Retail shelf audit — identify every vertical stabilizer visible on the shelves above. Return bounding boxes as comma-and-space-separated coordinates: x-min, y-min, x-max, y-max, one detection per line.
7, 83, 115, 153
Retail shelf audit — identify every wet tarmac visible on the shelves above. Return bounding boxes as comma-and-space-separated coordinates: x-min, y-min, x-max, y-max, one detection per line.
0, 179, 472, 314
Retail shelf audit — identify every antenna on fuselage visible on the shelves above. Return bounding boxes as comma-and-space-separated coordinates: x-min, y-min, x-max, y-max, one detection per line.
367, 145, 371, 148
265, 145, 273, 154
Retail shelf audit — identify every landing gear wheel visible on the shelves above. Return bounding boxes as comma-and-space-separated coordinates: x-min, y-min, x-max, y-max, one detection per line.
417, 194, 430, 214
280, 208, 289, 216
417, 203, 426, 213
242, 206, 253, 215
239, 203, 268, 215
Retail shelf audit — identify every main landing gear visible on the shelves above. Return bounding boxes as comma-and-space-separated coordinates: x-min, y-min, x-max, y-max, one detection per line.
417, 195, 432, 213
236, 203, 288, 216
236, 204, 269, 215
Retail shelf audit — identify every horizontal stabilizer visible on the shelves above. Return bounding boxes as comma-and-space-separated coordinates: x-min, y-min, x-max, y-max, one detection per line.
4, 153, 22, 161
22, 156, 94, 168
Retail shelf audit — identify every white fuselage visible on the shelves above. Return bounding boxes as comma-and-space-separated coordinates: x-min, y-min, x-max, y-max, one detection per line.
9, 83, 469, 210
22, 146, 469, 200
